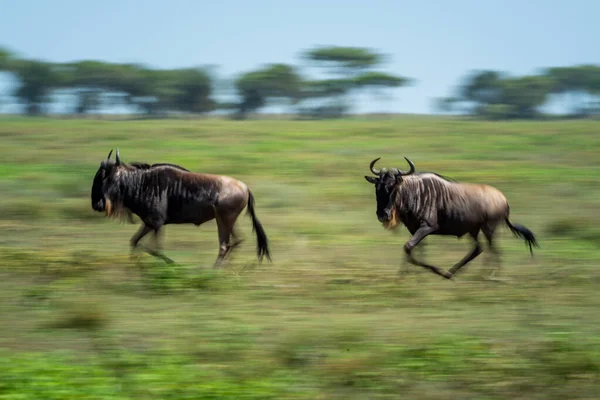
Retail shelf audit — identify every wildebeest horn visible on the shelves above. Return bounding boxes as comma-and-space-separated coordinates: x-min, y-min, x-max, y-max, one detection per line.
369, 157, 381, 175
400, 157, 415, 176
107, 149, 113, 160
115, 148, 121, 165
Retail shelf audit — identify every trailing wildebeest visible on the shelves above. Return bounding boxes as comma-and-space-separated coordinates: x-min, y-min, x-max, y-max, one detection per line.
91, 148, 271, 268
364, 157, 538, 280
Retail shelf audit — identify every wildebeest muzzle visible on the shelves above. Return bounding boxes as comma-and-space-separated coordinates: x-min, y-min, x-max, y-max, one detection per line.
92, 198, 105, 212
378, 208, 393, 223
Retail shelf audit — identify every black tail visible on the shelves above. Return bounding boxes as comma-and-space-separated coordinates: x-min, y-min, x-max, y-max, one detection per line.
247, 190, 271, 263
505, 217, 539, 256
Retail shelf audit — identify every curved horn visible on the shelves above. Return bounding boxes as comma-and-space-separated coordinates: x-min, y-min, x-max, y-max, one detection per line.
107, 149, 113, 160
115, 148, 121, 165
369, 157, 381, 175
402, 157, 415, 176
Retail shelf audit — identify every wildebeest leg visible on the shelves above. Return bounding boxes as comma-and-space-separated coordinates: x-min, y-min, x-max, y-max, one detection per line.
447, 231, 483, 277
213, 212, 231, 269
148, 228, 174, 264
418, 239, 427, 258
130, 224, 152, 256
482, 225, 502, 279
404, 226, 452, 279
130, 223, 173, 264
213, 207, 246, 269
229, 228, 244, 250
398, 238, 427, 279
129, 224, 152, 275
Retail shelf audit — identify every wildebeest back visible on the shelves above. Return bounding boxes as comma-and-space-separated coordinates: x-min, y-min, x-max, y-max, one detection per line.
118, 166, 220, 225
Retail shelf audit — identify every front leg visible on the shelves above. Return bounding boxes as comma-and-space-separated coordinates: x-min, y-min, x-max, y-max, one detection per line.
397, 239, 428, 280
404, 226, 452, 279
130, 223, 174, 264
130, 224, 153, 253
129, 223, 153, 275
147, 227, 174, 264
126, 210, 136, 224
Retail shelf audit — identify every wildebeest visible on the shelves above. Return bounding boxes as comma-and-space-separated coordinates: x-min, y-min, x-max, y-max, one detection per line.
364, 157, 538, 280
91, 148, 271, 268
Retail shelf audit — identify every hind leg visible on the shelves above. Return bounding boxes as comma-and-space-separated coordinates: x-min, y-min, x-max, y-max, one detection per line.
482, 224, 502, 279
213, 215, 230, 269
447, 230, 484, 277
229, 226, 244, 251
212, 208, 243, 269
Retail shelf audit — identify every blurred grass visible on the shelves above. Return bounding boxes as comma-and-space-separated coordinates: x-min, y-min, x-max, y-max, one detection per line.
0, 115, 599, 399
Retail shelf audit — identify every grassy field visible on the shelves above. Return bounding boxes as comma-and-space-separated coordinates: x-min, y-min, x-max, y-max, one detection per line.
0, 116, 599, 399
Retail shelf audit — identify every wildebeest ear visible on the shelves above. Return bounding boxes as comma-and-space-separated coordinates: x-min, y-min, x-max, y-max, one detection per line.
364, 176, 377, 184
395, 174, 403, 183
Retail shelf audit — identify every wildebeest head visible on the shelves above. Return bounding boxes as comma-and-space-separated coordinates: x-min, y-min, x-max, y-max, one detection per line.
91, 148, 123, 213
364, 157, 415, 224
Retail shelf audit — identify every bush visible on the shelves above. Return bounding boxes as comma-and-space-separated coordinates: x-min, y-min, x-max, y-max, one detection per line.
478, 104, 516, 120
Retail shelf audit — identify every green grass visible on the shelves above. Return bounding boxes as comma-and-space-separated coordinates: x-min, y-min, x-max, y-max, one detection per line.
0, 115, 599, 399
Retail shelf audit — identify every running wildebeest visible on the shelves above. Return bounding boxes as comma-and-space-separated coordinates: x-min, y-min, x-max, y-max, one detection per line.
364, 157, 538, 280
91, 148, 271, 268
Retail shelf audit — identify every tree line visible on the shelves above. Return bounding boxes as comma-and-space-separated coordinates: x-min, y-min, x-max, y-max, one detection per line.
0, 46, 408, 119
435, 66, 600, 119
1, 45, 599, 119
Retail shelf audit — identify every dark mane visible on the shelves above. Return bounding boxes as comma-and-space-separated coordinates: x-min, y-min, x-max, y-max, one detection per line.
418, 171, 457, 183
129, 162, 191, 172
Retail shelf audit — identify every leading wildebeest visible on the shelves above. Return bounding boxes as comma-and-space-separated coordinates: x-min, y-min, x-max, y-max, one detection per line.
364, 157, 538, 280
91, 148, 271, 268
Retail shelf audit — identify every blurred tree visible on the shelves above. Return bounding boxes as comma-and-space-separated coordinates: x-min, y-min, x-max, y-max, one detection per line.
169, 67, 216, 114
111, 64, 161, 114
352, 71, 408, 89
0, 47, 15, 70
432, 96, 459, 114
304, 46, 382, 75
460, 70, 504, 109
0, 47, 16, 112
458, 70, 553, 119
499, 76, 554, 118
233, 64, 303, 119
478, 104, 515, 120
352, 71, 410, 107
546, 66, 584, 116
11, 60, 62, 115
301, 46, 409, 116
108, 66, 217, 117
545, 65, 600, 116
60, 60, 117, 114
295, 78, 353, 118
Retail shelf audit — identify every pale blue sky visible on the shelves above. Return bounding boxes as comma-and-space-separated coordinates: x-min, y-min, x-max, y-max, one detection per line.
1, 0, 598, 114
